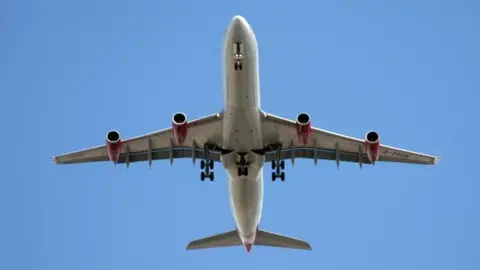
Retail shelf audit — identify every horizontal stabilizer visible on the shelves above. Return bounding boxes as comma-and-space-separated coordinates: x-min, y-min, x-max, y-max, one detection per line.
186, 229, 311, 251
186, 230, 241, 250
255, 229, 312, 250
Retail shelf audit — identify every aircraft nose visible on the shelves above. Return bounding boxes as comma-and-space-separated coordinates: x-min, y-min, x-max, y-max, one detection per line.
228, 15, 250, 41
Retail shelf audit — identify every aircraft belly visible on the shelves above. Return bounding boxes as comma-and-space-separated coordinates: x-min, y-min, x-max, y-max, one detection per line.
223, 108, 263, 151
222, 106, 264, 239
228, 169, 263, 237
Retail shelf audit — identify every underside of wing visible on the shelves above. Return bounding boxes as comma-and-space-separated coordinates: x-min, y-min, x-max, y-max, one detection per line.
53, 112, 226, 166
260, 111, 439, 166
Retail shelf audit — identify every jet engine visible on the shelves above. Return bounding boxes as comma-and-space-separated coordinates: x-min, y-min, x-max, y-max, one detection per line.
172, 112, 188, 145
106, 130, 122, 163
296, 112, 312, 144
365, 131, 380, 164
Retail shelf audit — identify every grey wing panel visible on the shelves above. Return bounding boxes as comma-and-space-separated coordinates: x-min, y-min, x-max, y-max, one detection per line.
261, 111, 439, 166
379, 145, 440, 164
264, 147, 438, 165
53, 112, 224, 165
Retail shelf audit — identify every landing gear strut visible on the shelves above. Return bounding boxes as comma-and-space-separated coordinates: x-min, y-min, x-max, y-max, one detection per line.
200, 147, 215, 181
234, 56, 243, 70
271, 160, 286, 182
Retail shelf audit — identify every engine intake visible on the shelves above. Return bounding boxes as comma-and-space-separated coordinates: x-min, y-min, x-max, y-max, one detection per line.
172, 112, 188, 145
365, 131, 380, 164
106, 130, 122, 163
296, 113, 312, 144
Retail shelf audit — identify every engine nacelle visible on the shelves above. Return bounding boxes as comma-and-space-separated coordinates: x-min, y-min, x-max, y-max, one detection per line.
106, 130, 122, 163
172, 112, 188, 145
365, 131, 380, 164
296, 112, 312, 144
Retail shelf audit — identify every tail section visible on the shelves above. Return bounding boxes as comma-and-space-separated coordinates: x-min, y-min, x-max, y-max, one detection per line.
186, 229, 312, 251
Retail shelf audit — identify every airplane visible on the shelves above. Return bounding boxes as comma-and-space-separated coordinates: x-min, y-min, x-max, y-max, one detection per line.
52, 15, 440, 253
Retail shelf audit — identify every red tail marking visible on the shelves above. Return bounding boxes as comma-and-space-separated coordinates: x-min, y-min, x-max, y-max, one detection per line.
244, 243, 253, 252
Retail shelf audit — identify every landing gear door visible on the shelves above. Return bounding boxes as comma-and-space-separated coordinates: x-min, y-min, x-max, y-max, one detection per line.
233, 42, 244, 56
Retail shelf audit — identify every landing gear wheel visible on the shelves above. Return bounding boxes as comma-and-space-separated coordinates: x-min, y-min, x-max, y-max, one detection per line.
201, 172, 206, 181
243, 167, 249, 176
200, 160, 205, 170
271, 161, 276, 170
271, 172, 276, 182
209, 160, 214, 170
280, 160, 285, 170
209, 172, 214, 181
234, 62, 238, 70
280, 172, 285, 181
239, 63, 243, 70
238, 167, 243, 176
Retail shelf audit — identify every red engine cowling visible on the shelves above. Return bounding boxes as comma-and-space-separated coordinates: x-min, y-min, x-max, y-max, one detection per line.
172, 112, 188, 145
296, 113, 312, 144
365, 131, 380, 164
106, 130, 122, 163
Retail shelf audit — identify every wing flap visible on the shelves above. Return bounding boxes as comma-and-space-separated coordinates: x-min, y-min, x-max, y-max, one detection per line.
53, 148, 223, 165
264, 147, 370, 164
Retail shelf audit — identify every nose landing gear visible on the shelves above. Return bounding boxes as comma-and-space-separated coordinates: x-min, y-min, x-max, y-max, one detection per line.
234, 54, 243, 70
233, 42, 244, 71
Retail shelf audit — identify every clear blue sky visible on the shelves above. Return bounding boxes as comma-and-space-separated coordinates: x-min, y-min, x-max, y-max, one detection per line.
1, 0, 479, 269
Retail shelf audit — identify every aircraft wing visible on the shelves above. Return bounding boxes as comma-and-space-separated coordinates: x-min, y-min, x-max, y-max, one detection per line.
53, 112, 225, 166
260, 111, 439, 166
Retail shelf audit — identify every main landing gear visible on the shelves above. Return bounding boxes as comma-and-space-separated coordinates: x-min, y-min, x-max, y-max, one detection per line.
236, 152, 249, 177
200, 160, 214, 181
271, 160, 286, 182
200, 147, 214, 181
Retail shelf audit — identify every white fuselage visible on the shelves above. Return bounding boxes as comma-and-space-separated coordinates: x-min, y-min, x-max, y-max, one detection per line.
221, 16, 263, 246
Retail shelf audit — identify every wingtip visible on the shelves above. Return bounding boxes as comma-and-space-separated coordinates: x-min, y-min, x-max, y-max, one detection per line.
302, 243, 313, 251
433, 156, 440, 165
185, 242, 196, 251
51, 156, 60, 164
